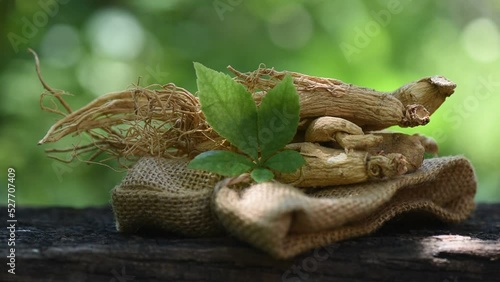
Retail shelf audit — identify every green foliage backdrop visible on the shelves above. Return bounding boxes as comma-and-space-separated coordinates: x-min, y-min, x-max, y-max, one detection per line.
0, 0, 499, 206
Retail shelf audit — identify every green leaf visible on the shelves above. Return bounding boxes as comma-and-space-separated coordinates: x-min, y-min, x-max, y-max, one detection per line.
257, 75, 300, 160
264, 150, 305, 173
194, 63, 259, 159
250, 168, 274, 183
188, 150, 255, 177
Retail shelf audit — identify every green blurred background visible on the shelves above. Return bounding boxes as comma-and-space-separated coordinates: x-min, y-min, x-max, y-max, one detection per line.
0, 0, 499, 206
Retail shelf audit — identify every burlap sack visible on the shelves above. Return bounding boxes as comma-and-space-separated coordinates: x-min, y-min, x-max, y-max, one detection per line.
112, 157, 224, 236
111, 156, 476, 259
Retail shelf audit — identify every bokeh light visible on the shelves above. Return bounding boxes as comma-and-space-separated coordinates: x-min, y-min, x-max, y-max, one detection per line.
0, 0, 498, 206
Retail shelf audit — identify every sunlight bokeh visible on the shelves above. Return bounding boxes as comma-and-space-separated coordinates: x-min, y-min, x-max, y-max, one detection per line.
0, 0, 498, 206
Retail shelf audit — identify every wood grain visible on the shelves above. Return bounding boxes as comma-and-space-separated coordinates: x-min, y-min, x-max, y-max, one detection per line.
0, 204, 498, 282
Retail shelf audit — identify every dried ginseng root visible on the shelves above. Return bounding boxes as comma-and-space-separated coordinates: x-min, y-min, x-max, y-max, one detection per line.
276, 129, 435, 187
365, 132, 429, 172
31, 50, 217, 166
228, 66, 456, 131
276, 142, 409, 187
303, 116, 383, 150
302, 117, 435, 172
38, 84, 218, 166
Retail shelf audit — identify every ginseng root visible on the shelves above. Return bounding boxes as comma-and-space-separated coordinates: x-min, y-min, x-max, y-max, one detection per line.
228, 65, 455, 131
276, 142, 408, 187
304, 116, 383, 150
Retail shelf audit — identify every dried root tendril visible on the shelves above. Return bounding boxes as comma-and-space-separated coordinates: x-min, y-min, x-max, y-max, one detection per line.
32, 50, 221, 168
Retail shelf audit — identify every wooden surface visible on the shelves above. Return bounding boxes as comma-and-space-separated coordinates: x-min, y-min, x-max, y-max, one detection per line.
1, 204, 499, 282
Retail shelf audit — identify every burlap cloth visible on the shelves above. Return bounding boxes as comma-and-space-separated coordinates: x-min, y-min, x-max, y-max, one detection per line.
111, 156, 476, 259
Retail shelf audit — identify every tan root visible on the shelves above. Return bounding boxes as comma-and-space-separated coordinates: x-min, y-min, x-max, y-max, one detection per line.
304, 117, 384, 151
32, 51, 218, 167
277, 143, 409, 187
33, 52, 447, 187
392, 76, 456, 115
228, 65, 455, 131
364, 132, 427, 172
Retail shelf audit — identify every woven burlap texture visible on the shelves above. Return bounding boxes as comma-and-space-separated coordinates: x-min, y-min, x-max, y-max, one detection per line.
112, 157, 224, 236
112, 156, 476, 259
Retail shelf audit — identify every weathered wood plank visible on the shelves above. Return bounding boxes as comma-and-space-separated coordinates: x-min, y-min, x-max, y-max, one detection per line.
1, 204, 499, 282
